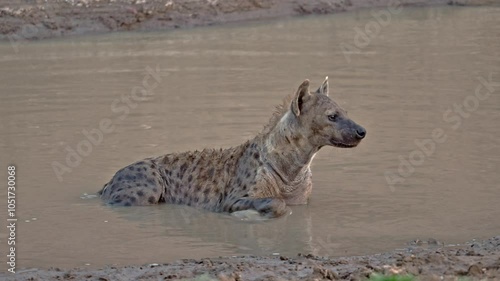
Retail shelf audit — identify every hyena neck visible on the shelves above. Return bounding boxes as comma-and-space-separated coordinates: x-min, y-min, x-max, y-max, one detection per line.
258, 111, 319, 194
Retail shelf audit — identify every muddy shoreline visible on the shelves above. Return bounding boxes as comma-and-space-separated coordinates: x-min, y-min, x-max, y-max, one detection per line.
0, 0, 498, 41
2, 0, 500, 280
4, 236, 500, 280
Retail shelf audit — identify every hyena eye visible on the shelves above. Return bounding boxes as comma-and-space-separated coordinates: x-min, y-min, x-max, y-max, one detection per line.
328, 114, 338, 122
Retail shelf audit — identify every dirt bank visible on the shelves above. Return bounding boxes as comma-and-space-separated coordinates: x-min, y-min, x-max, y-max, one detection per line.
1, 0, 498, 41
2, 1, 500, 281
4, 236, 500, 280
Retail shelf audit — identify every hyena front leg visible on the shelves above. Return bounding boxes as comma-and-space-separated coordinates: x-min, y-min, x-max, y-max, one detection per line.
227, 198, 287, 218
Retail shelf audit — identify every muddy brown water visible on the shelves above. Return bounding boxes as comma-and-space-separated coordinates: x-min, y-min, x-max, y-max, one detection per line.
0, 6, 499, 271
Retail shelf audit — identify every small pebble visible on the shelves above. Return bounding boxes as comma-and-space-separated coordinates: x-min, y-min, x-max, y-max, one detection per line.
428, 238, 439, 245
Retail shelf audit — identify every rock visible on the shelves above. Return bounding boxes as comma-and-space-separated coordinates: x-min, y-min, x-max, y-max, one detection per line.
467, 264, 483, 276
312, 266, 339, 280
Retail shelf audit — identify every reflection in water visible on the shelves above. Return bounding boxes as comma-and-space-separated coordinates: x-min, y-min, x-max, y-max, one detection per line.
0, 6, 499, 269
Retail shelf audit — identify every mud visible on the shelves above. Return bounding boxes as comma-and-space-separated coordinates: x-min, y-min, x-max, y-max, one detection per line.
1, 0, 498, 41
4, 236, 499, 280
2, 0, 500, 280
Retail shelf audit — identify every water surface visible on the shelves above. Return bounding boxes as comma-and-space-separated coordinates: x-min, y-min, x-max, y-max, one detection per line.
0, 5, 499, 270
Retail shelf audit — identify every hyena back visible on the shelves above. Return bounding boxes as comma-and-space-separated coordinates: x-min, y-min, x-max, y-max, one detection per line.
99, 77, 366, 218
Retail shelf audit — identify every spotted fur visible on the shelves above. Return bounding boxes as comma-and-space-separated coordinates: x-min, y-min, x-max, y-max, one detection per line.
99, 77, 366, 218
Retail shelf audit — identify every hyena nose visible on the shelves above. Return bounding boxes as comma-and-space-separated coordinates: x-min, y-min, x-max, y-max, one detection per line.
355, 127, 366, 139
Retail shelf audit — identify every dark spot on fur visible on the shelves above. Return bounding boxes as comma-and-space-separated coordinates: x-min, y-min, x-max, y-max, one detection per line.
242, 184, 247, 190
253, 152, 259, 159
148, 196, 156, 204
150, 164, 155, 169
203, 189, 210, 196
207, 168, 214, 178
137, 191, 144, 197
152, 188, 158, 193
188, 175, 193, 182
147, 178, 155, 185
180, 163, 188, 175
128, 166, 135, 171
117, 176, 123, 181
114, 199, 122, 204
194, 197, 199, 203
116, 188, 123, 192
124, 202, 131, 206
127, 185, 133, 189
129, 197, 137, 203
260, 206, 272, 214
152, 171, 157, 177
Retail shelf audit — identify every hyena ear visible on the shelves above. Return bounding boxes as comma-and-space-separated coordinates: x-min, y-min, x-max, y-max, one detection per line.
315, 76, 329, 96
291, 79, 310, 117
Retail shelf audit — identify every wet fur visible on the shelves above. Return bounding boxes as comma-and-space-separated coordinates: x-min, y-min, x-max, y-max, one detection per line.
99, 77, 366, 218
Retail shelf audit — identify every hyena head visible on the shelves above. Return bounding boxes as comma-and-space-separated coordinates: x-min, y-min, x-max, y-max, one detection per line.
290, 77, 366, 148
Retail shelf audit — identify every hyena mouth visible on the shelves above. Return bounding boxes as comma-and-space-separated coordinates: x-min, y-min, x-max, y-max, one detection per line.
330, 140, 359, 148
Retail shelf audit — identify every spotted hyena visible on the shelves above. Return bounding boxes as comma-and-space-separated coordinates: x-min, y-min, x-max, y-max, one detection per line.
99, 77, 366, 218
